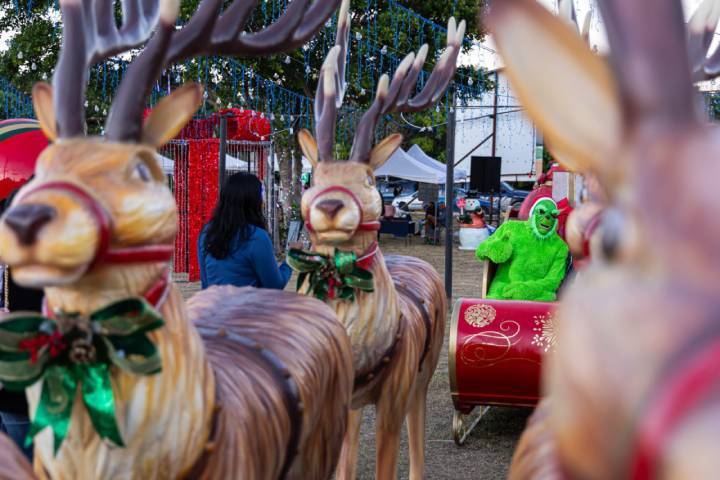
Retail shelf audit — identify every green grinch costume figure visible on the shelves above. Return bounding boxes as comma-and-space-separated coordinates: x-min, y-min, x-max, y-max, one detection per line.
475, 198, 569, 302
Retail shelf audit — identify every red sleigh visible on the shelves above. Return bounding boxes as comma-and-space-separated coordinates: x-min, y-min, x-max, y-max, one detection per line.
448, 259, 561, 445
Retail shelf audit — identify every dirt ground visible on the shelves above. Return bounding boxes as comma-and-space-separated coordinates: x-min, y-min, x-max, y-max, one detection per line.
176, 235, 528, 479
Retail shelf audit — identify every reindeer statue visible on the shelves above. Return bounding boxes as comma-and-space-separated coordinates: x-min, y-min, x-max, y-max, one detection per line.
290, 10, 463, 479
487, 0, 720, 478
0, 0, 355, 478
564, 0, 719, 264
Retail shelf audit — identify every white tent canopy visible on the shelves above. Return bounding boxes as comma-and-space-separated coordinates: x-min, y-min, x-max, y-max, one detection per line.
275, 147, 461, 182
375, 147, 463, 184
406, 144, 467, 181
156, 153, 250, 175
225, 155, 251, 171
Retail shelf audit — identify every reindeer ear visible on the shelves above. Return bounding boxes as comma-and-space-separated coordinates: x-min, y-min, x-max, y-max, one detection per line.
369, 133, 403, 171
298, 129, 319, 168
489, 0, 622, 177
32, 83, 57, 141
142, 83, 203, 148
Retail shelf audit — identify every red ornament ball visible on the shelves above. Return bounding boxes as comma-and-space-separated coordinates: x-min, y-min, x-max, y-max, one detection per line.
0, 119, 49, 202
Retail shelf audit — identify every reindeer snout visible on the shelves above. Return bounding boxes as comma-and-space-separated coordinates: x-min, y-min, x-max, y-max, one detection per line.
315, 199, 345, 220
4, 204, 57, 246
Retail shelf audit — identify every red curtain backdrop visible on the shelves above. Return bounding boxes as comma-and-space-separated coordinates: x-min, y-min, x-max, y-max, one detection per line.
173, 142, 189, 274
177, 139, 219, 282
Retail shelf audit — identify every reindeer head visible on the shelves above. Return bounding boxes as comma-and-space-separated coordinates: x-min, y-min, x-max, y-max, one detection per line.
491, 0, 720, 477
0, 0, 342, 288
299, 8, 465, 245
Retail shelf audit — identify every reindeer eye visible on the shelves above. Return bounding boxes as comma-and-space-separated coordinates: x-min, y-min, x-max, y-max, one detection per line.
600, 208, 638, 263
133, 162, 153, 182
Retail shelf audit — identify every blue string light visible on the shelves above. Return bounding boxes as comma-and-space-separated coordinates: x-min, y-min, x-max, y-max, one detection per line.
3, 0, 486, 133
0, 76, 34, 119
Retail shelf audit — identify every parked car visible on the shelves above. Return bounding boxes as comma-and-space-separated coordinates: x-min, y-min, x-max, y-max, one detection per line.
392, 186, 470, 212
392, 191, 424, 211
500, 181, 530, 203
378, 179, 417, 203
478, 181, 530, 205
394, 187, 501, 216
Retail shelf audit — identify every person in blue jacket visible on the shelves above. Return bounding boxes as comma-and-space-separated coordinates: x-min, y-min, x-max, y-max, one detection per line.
198, 172, 291, 289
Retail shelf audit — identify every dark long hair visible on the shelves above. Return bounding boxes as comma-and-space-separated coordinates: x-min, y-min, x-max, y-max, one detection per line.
203, 172, 266, 259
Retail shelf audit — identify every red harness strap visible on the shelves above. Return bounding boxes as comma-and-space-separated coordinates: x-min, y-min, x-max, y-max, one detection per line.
582, 212, 603, 258
629, 340, 720, 479
20, 180, 173, 269
19, 180, 173, 314
304, 185, 381, 234
355, 241, 378, 270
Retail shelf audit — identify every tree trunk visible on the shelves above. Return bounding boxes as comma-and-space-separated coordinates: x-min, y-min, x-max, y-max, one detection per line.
278, 149, 293, 208
277, 149, 292, 246
291, 151, 303, 215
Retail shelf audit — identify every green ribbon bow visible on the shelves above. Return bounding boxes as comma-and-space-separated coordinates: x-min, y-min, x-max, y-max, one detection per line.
287, 248, 374, 302
0, 298, 164, 453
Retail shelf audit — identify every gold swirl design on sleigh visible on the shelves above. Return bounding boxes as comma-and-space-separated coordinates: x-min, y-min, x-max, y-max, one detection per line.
460, 319, 540, 368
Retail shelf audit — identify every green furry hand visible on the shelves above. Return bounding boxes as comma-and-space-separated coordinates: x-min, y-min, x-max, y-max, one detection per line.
475, 225, 513, 264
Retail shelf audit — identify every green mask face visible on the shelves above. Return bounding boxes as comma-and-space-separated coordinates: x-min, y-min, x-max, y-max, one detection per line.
530, 198, 559, 240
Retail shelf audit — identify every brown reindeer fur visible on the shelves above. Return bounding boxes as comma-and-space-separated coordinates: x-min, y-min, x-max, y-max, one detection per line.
490, 0, 720, 478
0, 106, 353, 479
507, 400, 562, 480
187, 286, 353, 479
23, 265, 354, 480
300, 160, 447, 479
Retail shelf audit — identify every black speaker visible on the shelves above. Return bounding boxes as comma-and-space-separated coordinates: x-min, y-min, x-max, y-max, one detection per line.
470, 156, 502, 193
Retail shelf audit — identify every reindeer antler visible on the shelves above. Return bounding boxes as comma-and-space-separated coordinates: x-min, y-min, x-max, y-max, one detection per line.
598, 0, 695, 125
347, 17, 465, 163
165, 0, 341, 60
314, 0, 351, 162
53, 0, 169, 138
687, 0, 720, 82
105, 0, 342, 142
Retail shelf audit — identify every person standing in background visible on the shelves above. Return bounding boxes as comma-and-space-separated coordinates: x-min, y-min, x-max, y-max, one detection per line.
0, 187, 42, 461
198, 172, 293, 290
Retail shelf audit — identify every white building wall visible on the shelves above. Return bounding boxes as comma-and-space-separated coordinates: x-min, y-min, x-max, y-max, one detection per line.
453, 71, 537, 182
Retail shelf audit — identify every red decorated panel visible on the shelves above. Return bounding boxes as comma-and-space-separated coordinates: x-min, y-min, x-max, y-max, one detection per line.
449, 299, 558, 413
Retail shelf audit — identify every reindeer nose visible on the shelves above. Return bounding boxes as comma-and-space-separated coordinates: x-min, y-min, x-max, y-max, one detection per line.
315, 199, 345, 220
4, 204, 57, 245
